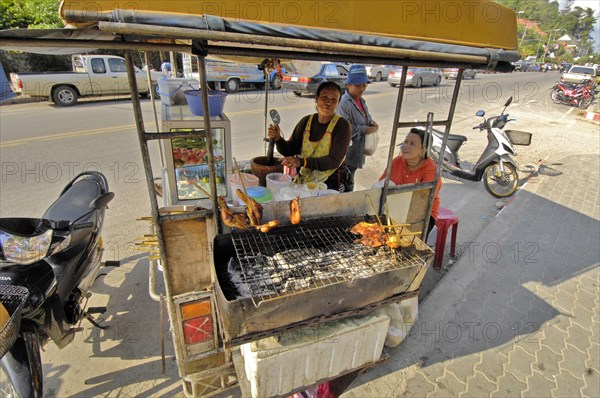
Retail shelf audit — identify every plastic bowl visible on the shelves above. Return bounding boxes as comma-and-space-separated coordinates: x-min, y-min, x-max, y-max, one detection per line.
183, 90, 227, 116
244, 187, 273, 203
247, 186, 267, 198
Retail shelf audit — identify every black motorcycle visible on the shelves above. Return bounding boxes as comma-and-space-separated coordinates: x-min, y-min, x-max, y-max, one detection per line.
0, 172, 117, 397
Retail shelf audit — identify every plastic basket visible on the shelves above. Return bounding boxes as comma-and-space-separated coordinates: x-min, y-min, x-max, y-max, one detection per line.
0, 285, 29, 358
505, 130, 532, 146
183, 90, 227, 117
157, 78, 199, 106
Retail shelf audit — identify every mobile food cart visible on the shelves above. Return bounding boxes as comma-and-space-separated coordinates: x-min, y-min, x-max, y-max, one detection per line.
0, 1, 518, 396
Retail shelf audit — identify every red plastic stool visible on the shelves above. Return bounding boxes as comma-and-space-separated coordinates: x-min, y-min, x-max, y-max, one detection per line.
433, 207, 459, 269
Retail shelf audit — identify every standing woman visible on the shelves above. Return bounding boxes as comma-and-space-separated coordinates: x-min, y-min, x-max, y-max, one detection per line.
267, 81, 353, 192
337, 64, 379, 191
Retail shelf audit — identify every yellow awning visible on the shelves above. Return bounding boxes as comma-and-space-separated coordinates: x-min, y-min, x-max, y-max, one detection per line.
59, 0, 517, 50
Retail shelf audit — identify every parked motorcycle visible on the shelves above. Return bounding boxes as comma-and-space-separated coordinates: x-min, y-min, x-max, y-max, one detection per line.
0, 171, 117, 397
428, 97, 531, 198
550, 79, 594, 109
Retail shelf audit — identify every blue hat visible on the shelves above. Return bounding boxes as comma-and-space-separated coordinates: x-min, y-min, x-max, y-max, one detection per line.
345, 64, 370, 85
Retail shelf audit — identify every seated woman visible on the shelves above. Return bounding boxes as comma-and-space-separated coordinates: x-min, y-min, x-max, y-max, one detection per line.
267, 81, 353, 192
379, 128, 442, 239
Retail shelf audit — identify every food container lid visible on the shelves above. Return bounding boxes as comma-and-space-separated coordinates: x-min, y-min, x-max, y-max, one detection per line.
242, 187, 273, 203
266, 172, 292, 183
247, 186, 267, 198
316, 189, 340, 197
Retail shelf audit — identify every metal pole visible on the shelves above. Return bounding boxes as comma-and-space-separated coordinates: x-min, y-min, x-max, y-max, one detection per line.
443, 69, 463, 138
380, 66, 408, 214
263, 68, 269, 155
541, 33, 551, 64
143, 51, 161, 140
124, 49, 179, 343
169, 51, 177, 78
197, 56, 221, 234
99, 22, 489, 65
519, 26, 528, 48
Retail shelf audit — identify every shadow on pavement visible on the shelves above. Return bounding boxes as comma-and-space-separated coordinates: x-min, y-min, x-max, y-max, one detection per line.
344, 155, 599, 396
43, 256, 181, 396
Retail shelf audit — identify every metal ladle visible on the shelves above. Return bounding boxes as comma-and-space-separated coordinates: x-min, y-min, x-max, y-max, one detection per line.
266, 109, 280, 165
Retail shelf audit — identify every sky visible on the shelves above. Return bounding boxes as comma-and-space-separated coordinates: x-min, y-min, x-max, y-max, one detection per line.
564, 0, 600, 53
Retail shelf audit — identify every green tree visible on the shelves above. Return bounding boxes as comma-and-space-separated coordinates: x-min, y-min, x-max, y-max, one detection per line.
496, 0, 598, 58
0, 0, 62, 30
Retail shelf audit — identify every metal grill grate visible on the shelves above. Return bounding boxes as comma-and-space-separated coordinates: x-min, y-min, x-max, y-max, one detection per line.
230, 215, 427, 307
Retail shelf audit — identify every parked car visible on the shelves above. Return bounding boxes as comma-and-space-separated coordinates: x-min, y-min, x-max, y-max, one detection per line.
10, 54, 163, 106
560, 65, 598, 86
513, 61, 537, 72
281, 62, 349, 95
442, 68, 477, 79
364, 65, 390, 82
388, 67, 442, 88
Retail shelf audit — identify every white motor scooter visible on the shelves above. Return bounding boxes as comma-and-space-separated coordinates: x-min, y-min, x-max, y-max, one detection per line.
428, 97, 532, 198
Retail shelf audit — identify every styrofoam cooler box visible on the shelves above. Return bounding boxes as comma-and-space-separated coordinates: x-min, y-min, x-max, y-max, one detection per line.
239, 312, 390, 398
157, 78, 199, 106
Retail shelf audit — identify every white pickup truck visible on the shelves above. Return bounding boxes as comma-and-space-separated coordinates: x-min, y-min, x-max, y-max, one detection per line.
365, 64, 390, 82
560, 65, 597, 85
11, 54, 163, 106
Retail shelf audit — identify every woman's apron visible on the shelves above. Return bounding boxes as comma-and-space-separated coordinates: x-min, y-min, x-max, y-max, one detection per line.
295, 114, 342, 184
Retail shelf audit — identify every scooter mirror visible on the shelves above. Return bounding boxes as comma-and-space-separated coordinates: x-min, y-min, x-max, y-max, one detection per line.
476, 110, 485, 117
504, 96, 513, 107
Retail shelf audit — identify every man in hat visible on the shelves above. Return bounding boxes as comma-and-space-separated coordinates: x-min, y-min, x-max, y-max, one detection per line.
337, 64, 379, 190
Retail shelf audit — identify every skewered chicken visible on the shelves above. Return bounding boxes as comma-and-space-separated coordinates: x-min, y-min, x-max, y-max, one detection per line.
350, 221, 417, 249
236, 189, 263, 226
385, 234, 414, 249
255, 220, 280, 233
218, 196, 251, 230
290, 196, 301, 225
350, 221, 382, 236
359, 229, 386, 247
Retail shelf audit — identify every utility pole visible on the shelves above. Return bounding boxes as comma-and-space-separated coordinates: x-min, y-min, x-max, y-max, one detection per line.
541, 29, 561, 65
517, 11, 527, 50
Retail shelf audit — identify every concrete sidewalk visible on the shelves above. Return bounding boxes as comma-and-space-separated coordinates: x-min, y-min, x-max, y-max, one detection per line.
343, 154, 600, 397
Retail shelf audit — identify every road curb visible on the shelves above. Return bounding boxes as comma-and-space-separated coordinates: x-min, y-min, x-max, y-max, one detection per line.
583, 109, 600, 123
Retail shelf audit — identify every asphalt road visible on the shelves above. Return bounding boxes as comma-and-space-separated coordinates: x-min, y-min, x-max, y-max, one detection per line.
0, 70, 592, 397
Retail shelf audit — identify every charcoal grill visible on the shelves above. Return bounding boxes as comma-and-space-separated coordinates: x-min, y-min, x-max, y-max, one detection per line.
213, 214, 433, 343
230, 215, 426, 307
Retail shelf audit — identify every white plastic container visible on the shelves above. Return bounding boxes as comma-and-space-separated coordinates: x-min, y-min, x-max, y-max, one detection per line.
157, 78, 199, 106
316, 189, 340, 197
239, 312, 390, 398
304, 181, 327, 197
277, 184, 311, 201
266, 172, 292, 200
228, 173, 260, 205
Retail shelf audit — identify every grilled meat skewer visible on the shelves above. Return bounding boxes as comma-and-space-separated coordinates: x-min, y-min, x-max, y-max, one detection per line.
218, 196, 251, 230
256, 220, 280, 233
290, 196, 301, 225
236, 189, 263, 226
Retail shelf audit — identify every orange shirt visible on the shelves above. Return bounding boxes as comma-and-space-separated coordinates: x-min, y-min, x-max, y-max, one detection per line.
379, 157, 442, 218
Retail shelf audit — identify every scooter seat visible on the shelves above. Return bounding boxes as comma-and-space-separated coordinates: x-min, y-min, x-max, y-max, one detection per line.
446, 134, 468, 143
43, 178, 103, 224
432, 130, 468, 143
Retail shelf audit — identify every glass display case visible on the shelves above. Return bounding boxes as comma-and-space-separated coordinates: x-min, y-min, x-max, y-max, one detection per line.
161, 104, 232, 207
